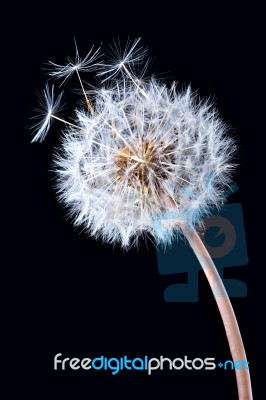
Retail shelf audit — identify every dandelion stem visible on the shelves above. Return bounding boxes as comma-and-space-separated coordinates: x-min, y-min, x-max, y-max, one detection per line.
181, 225, 253, 400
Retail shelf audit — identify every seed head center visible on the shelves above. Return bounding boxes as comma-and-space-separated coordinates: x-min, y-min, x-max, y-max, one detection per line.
115, 139, 175, 189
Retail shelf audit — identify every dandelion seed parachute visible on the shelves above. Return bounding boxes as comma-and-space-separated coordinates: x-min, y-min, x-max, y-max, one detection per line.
48, 42, 101, 84
31, 84, 64, 143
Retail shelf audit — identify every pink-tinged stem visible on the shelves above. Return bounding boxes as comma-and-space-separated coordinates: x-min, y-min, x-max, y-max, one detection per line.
181, 225, 253, 400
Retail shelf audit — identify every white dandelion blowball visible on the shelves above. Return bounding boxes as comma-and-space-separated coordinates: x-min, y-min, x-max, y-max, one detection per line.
32, 38, 236, 248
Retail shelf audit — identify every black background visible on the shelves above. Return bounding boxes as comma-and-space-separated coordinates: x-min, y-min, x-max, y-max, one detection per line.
6, 2, 263, 399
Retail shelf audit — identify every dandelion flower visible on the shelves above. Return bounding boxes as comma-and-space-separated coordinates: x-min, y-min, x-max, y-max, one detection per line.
31, 38, 253, 400
53, 81, 235, 248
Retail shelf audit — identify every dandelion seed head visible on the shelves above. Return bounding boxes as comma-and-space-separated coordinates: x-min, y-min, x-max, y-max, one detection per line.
32, 39, 236, 248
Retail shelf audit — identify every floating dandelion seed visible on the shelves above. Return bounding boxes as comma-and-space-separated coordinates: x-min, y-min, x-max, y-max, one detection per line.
31, 84, 64, 143
96, 37, 149, 82
31, 38, 253, 399
48, 41, 101, 83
